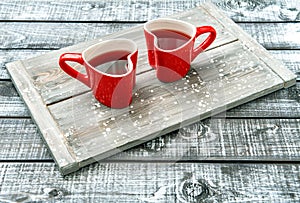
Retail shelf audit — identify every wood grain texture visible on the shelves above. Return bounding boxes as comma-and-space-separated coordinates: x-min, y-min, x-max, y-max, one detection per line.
0, 81, 29, 117
7, 61, 77, 174
225, 83, 300, 117
239, 22, 300, 50
202, 3, 298, 88
0, 22, 137, 49
270, 50, 300, 81
0, 50, 48, 80
0, 119, 51, 160
214, 0, 300, 22
0, 81, 299, 118
0, 0, 299, 22
0, 162, 299, 202
0, 22, 299, 49
1, 118, 300, 162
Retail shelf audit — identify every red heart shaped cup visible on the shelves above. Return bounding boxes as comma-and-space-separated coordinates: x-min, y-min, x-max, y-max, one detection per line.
59, 39, 138, 109
144, 18, 216, 83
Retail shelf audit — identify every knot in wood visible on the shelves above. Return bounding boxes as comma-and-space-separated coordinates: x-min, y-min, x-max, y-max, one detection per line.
181, 179, 209, 201
43, 187, 65, 199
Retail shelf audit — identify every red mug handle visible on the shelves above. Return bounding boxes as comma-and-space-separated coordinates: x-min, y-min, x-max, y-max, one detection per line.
192, 26, 217, 60
59, 53, 90, 87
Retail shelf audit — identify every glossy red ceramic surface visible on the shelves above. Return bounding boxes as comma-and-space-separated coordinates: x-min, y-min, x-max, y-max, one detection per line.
144, 19, 216, 83
59, 40, 138, 109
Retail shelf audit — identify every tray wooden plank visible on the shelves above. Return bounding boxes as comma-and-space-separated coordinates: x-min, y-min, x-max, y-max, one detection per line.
6, 3, 296, 174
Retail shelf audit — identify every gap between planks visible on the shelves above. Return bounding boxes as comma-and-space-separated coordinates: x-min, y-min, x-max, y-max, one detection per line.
1, 159, 300, 164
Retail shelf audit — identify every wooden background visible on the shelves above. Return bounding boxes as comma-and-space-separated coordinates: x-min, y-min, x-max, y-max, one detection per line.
0, 0, 300, 202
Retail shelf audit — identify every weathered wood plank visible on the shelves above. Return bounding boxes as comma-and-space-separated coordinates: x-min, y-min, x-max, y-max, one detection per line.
0, 119, 51, 160
215, 0, 300, 22
0, 162, 299, 202
0, 22, 299, 49
0, 22, 137, 49
0, 81, 299, 118
1, 118, 300, 162
0, 50, 48, 80
270, 50, 300, 81
0, 81, 29, 117
239, 23, 300, 50
0, 0, 299, 22
225, 83, 300, 117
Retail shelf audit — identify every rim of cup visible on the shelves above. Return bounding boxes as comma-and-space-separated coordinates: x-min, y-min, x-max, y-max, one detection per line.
144, 18, 196, 52
83, 38, 138, 77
